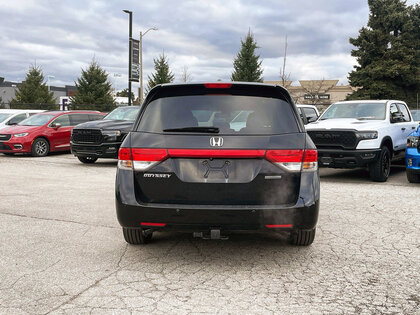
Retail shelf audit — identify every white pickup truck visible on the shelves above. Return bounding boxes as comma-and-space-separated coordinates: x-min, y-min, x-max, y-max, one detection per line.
306, 100, 418, 182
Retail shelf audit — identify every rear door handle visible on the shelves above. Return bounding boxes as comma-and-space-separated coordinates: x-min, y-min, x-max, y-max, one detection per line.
413, 126, 416, 129
401, 127, 406, 131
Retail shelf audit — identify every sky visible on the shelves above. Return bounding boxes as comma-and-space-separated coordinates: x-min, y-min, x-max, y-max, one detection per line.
0, 0, 417, 96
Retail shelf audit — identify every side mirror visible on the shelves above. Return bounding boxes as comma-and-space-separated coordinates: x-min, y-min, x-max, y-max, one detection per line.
390, 113, 402, 123
307, 116, 318, 123
53, 123, 62, 129
7, 121, 18, 126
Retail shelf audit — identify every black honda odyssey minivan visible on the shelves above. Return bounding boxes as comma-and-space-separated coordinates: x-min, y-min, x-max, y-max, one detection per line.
116, 82, 320, 246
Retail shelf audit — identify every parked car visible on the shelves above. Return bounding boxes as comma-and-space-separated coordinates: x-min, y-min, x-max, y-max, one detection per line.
0, 111, 105, 156
116, 82, 320, 246
0, 109, 45, 130
306, 100, 417, 182
296, 104, 320, 124
70, 106, 140, 164
406, 124, 420, 183
410, 109, 420, 122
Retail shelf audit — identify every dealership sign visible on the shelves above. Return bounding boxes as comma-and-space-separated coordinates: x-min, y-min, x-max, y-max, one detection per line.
130, 39, 140, 82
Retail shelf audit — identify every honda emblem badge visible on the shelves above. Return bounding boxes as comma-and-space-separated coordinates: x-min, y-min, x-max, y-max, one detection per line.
209, 137, 224, 147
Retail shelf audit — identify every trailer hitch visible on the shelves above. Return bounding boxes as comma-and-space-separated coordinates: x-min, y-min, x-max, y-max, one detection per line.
193, 229, 229, 240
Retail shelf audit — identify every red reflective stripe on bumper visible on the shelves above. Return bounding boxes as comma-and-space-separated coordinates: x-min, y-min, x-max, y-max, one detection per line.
140, 222, 166, 227
265, 224, 293, 228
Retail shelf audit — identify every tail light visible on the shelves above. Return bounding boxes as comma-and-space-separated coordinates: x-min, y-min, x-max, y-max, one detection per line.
119, 147, 318, 172
118, 148, 132, 170
118, 148, 168, 171
265, 149, 317, 172
407, 136, 419, 148
302, 149, 318, 171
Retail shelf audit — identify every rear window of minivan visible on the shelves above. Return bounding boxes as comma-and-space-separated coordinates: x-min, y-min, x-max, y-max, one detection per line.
137, 95, 299, 135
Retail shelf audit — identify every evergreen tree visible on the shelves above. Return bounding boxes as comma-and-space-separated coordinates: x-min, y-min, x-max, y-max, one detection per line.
71, 60, 115, 111
146, 53, 174, 92
348, 0, 420, 106
116, 88, 134, 100
10, 66, 55, 105
231, 30, 264, 82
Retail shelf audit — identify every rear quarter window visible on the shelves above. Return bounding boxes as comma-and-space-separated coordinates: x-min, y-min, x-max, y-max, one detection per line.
70, 114, 90, 126
137, 95, 299, 135
89, 114, 105, 121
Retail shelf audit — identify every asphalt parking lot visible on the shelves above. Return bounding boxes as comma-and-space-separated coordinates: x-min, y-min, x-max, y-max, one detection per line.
0, 153, 419, 314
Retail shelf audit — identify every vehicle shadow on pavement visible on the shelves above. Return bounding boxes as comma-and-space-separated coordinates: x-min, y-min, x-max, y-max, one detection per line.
75, 161, 118, 168
319, 165, 406, 183
123, 231, 308, 266
143, 230, 293, 248
1, 151, 72, 158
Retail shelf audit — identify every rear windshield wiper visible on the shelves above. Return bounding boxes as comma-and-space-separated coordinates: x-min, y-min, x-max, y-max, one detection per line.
163, 127, 219, 133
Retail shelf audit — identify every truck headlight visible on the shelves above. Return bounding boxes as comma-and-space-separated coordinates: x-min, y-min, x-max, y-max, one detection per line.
407, 136, 419, 148
102, 130, 121, 141
13, 133, 29, 138
356, 131, 378, 140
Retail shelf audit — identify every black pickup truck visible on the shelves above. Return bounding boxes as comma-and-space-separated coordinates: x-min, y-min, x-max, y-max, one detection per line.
70, 106, 140, 164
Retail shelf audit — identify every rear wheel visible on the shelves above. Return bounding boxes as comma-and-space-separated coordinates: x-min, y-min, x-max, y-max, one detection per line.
289, 228, 316, 246
123, 228, 153, 245
407, 171, 420, 183
31, 138, 49, 157
77, 156, 98, 164
369, 146, 390, 182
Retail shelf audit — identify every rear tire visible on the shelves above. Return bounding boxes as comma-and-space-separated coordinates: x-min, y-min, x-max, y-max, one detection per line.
289, 228, 316, 246
123, 228, 153, 245
407, 171, 420, 183
3, 153, 14, 156
369, 146, 391, 182
31, 138, 49, 157
77, 156, 98, 164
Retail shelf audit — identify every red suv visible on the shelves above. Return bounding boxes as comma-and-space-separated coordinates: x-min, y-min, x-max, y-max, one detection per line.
0, 111, 105, 156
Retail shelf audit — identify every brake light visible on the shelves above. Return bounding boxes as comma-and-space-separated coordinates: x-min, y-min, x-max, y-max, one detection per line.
302, 149, 318, 171
132, 148, 168, 171
118, 148, 168, 171
266, 150, 303, 172
265, 149, 317, 172
204, 83, 232, 89
118, 148, 132, 170
132, 148, 168, 161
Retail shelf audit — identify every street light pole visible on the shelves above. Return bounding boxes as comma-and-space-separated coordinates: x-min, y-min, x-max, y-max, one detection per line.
123, 10, 133, 106
139, 27, 157, 104
47, 75, 55, 92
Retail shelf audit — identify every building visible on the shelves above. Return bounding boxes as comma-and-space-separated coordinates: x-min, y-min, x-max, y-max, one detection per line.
264, 80, 358, 112
0, 77, 76, 108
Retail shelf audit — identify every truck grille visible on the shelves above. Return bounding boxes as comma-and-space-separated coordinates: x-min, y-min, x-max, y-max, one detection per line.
72, 129, 102, 144
307, 130, 357, 149
0, 134, 12, 142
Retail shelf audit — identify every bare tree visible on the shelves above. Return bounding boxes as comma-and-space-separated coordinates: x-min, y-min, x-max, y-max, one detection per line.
279, 35, 291, 87
180, 66, 193, 83
292, 91, 305, 104
299, 78, 337, 105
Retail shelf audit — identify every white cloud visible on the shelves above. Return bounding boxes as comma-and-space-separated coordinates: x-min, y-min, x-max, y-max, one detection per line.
0, 0, 378, 94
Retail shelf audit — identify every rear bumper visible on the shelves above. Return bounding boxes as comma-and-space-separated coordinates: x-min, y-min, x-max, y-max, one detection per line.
116, 201, 319, 231
115, 169, 320, 231
317, 148, 381, 168
70, 141, 120, 159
